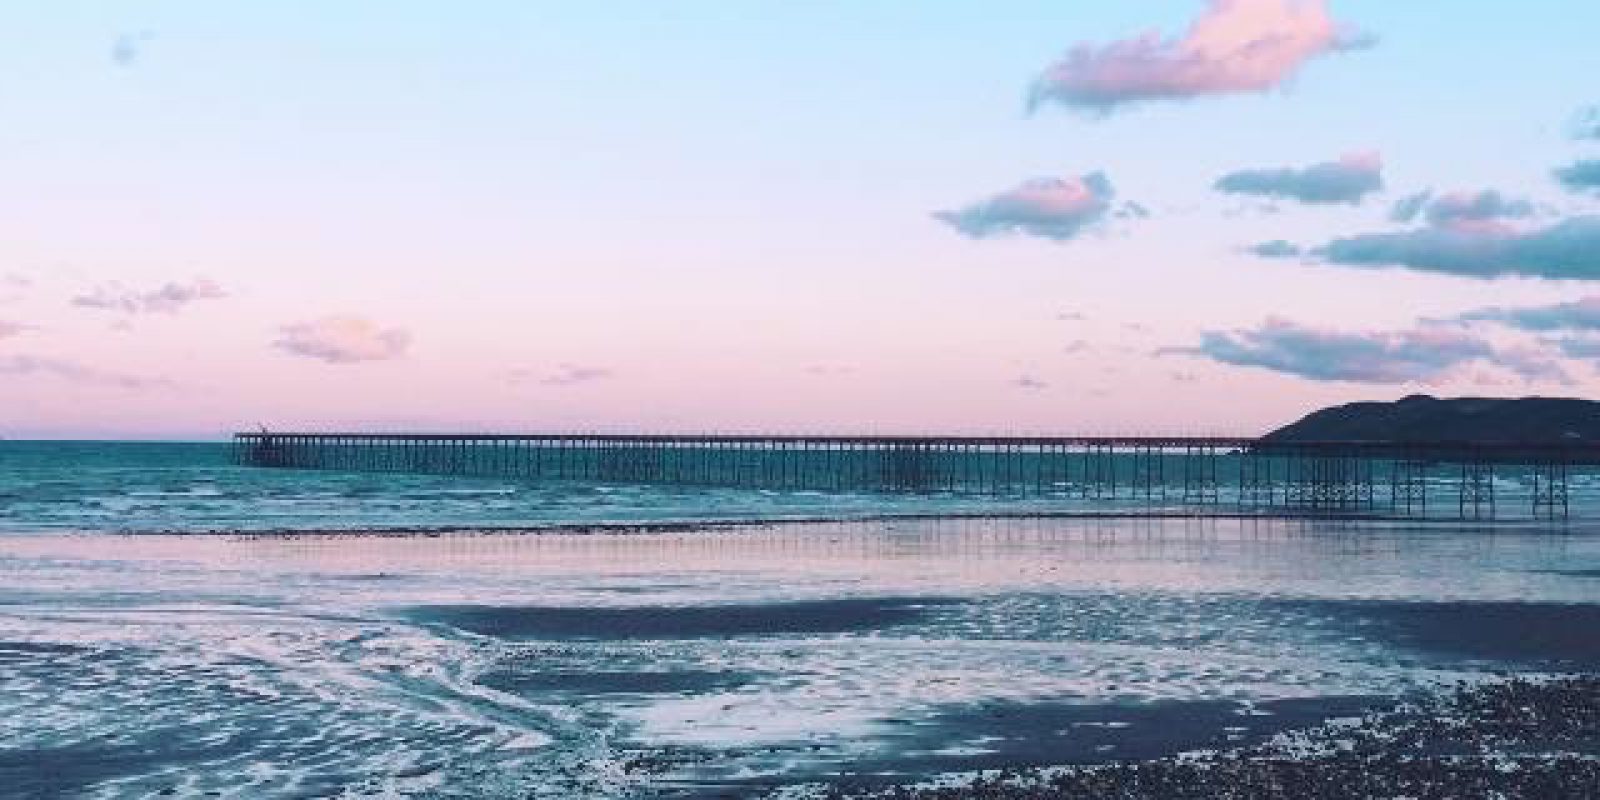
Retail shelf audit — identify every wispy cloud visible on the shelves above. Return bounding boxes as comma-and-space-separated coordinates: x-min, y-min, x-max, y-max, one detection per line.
1170, 317, 1566, 384
1246, 239, 1303, 258
524, 363, 614, 387
0, 320, 24, 339
1013, 375, 1049, 391
1389, 189, 1533, 227
1028, 0, 1369, 113
0, 355, 174, 390
1572, 105, 1600, 140
274, 316, 410, 364
1555, 159, 1600, 194
1456, 296, 1600, 332
802, 364, 856, 376
934, 172, 1118, 241
1555, 336, 1600, 358
112, 32, 154, 67
73, 279, 225, 315
1214, 152, 1382, 206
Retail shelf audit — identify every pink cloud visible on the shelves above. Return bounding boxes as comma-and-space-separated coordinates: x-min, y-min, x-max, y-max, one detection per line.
511, 363, 615, 387
1030, 0, 1369, 113
935, 172, 1117, 240
274, 316, 410, 364
0, 355, 174, 390
1177, 317, 1567, 385
0, 320, 23, 339
73, 279, 226, 315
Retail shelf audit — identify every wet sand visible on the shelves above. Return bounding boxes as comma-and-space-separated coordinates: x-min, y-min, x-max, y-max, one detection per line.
825, 676, 1600, 799
4, 518, 1599, 797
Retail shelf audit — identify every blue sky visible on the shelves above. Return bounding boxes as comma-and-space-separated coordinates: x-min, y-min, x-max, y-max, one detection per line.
3, 2, 1600, 438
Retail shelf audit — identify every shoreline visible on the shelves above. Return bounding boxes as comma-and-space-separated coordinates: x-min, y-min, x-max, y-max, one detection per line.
808, 675, 1600, 800
51, 508, 1580, 539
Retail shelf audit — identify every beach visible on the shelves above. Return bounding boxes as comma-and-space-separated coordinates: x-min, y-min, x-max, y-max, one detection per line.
4, 495, 1600, 797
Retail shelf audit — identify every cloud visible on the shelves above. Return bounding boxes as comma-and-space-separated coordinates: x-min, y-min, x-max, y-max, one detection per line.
934, 172, 1117, 241
519, 363, 614, 386
1063, 339, 1091, 354
0, 355, 174, 390
0, 320, 24, 339
1457, 296, 1600, 332
1389, 191, 1431, 223
1388, 188, 1537, 229
112, 32, 154, 67
1214, 152, 1382, 205
73, 279, 225, 315
1572, 106, 1600, 140
1555, 159, 1600, 194
1556, 336, 1600, 358
1028, 0, 1369, 113
1316, 215, 1600, 279
274, 316, 410, 364
1013, 375, 1049, 391
802, 364, 855, 376
1247, 239, 1302, 258
1172, 317, 1564, 384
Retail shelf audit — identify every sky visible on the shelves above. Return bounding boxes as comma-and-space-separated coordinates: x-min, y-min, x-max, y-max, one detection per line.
3, 1, 1600, 439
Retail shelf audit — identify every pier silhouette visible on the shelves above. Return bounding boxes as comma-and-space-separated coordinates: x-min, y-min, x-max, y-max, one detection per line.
232, 433, 1591, 521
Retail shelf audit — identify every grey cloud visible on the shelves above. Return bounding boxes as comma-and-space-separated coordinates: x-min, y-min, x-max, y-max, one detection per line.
1247, 240, 1302, 258
1556, 336, 1600, 358
1420, 190, 1533, 227
934, 172, 1116, 241
1390, 191, 1432, 223
1458, 296, 1600, 331
74, 279, 225, 315
0, 355, 174, 390
1214, 153, 1382, 206
1316, 216, 1600, 279
1174, 317, 1561, 384
1555, 160, 1600, 194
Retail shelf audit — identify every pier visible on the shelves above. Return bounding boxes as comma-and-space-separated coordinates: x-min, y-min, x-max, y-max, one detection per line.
231, 433, 1595, 521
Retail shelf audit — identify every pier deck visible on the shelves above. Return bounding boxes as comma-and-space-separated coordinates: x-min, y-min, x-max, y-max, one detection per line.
232, 433, 1597, 521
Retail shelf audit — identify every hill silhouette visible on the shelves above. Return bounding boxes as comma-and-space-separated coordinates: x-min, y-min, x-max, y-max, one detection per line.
1264, 395, 1600, 443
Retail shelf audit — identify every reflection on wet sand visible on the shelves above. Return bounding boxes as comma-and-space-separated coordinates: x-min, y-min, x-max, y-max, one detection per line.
1, 516, 1597, 796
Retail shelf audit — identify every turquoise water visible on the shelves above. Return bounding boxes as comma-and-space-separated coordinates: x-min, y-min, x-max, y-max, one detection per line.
4, 441, 1599, 797
0, 441, 1037, 533
1, 441, 1595, 533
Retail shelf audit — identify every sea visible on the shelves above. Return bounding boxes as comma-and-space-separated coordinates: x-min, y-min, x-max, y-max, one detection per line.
3, 441, 1599, 798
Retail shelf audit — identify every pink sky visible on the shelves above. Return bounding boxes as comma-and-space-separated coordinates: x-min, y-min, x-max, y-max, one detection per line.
3, 1, 1599, 438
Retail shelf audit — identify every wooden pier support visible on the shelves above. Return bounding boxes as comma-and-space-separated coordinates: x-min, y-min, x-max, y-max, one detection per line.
230, 433, 1591, 521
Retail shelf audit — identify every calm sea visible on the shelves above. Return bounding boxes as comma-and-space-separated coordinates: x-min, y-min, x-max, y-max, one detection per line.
2, 441, 1596, 533
3, 441, 1598, 797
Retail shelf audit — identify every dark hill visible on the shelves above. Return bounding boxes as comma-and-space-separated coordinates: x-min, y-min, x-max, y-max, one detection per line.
1264, 395, 1600, 443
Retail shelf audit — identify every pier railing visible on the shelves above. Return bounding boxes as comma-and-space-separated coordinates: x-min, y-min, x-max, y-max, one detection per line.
231, 433, 1597, 521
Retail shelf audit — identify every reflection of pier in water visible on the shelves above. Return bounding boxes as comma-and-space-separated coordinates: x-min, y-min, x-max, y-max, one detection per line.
231, 433, 1595, 521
